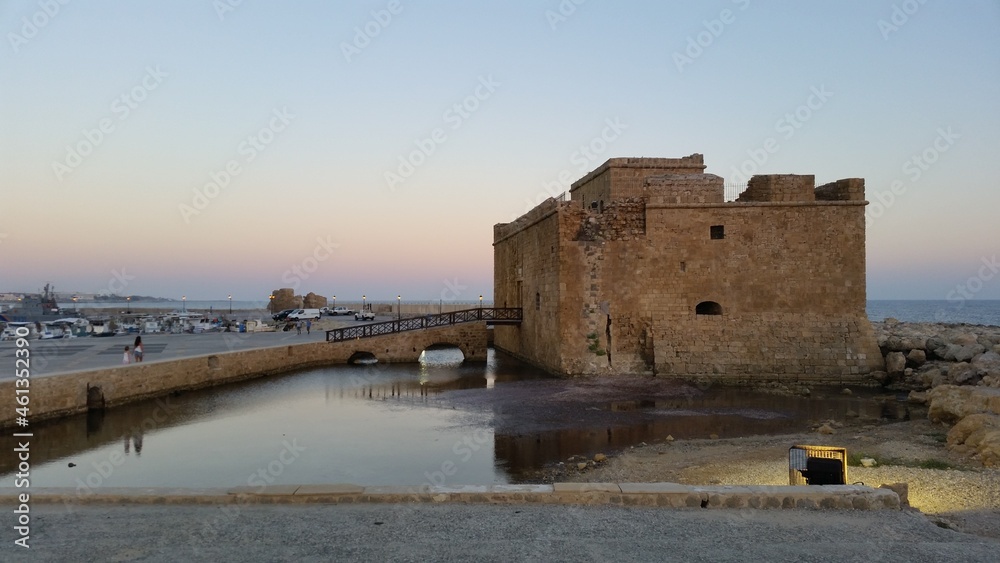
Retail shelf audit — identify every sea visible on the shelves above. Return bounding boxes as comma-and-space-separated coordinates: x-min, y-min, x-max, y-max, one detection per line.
866, 300, 1000, 326
52, 299, 1000, 326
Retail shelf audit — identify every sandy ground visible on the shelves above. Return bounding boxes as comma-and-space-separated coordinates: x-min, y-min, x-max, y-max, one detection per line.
530, 414, 1000, 538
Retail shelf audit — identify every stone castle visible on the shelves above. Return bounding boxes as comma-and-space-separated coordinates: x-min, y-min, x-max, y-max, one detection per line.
492, 154, 884, 382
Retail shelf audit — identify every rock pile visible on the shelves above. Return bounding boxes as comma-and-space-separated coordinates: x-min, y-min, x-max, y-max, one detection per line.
871, 319, 1000, 389
872, 319, 1000, 467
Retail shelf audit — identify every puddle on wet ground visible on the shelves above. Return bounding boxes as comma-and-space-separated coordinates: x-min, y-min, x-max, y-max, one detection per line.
1, 349, 914, 488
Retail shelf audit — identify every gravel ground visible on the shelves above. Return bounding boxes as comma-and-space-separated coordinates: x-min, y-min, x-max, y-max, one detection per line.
537, 417, 1000, 539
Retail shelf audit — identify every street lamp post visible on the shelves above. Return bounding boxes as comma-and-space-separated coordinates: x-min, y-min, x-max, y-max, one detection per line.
362, 295, 366, 313
228, 294, 232, 314
127, 296, 131, 314
479, 295, 483, 319
397, 295, 401, 321
269, 294, 274, 314
182, 295, 186, 313
332, 296, 336, 310
72, 296, 77, 313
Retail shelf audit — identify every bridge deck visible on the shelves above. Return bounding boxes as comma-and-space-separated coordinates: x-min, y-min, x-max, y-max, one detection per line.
325, 308, 522, 343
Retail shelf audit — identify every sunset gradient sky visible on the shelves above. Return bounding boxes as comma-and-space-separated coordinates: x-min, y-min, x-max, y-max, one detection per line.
1, 1, 998, 302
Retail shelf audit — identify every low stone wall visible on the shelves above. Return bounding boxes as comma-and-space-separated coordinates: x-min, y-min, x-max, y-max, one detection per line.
1, 324, 488, 428
0, 483, 901, 510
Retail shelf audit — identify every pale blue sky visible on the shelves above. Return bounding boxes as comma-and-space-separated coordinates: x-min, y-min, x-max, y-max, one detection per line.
1, 0, 998, 302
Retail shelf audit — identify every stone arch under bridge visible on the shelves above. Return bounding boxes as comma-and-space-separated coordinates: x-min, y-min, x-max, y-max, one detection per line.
330, 323, 489, 364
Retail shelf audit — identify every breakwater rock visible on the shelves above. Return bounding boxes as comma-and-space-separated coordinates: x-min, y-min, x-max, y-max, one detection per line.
871, 319, 1000, 467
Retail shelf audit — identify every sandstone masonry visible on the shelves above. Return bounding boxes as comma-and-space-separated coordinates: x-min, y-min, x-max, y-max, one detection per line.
493, 154, 884, 381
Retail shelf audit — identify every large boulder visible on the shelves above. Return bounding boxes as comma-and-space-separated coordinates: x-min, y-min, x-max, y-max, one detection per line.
941, 344, 962, 361
928, 385, 1000, 423
947, 413, 1000, 468
953, 333, 981, 347
949, 362, 980, 386
906, 349, 927, 368
922, 368, 944, 388
955, 344, 986, 363
926, 336, 948, 359
885, 352, 906, 375
973, 351, 1000, 378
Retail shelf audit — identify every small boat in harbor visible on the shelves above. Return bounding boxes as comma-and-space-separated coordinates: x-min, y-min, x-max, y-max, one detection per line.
88, 317, 116, 337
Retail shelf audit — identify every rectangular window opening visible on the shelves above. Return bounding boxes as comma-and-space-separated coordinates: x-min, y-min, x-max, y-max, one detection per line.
710, 225, 725, 240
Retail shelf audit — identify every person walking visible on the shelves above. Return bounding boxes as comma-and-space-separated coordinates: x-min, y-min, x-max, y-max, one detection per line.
306, 319, 311, 335
296, 320, 303, 335
123, 345, 131, 364
133, 335, 144, 362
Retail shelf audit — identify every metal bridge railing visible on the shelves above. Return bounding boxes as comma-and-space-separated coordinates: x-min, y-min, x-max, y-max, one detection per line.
325, 307, 522, 343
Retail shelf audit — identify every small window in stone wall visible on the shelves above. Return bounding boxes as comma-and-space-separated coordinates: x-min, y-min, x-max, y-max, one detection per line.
696, 301, 723, 315
535, 292, 540, 311
710, 225, 725, 239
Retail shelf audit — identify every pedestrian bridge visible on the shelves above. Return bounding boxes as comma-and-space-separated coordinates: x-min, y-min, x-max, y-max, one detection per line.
325, 308, 522, 363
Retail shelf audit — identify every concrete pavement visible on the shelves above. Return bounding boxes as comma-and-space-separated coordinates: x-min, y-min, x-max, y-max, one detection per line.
8, 503, 998, 561
0, 325, 337, 379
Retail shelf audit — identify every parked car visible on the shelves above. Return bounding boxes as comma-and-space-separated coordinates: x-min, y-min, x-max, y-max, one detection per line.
287, 309, 321, 320
272, 309, 295, 321
354, 310, 375, 321
329, 306, 354, 316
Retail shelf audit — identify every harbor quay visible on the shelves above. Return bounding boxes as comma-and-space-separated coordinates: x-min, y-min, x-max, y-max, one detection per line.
0, 321, 488, 428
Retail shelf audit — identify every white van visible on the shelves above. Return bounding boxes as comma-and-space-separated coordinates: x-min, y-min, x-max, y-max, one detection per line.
287, 309, 321, 320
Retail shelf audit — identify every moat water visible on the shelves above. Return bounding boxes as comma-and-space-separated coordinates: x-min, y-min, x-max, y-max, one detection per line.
2, 349, 913, 489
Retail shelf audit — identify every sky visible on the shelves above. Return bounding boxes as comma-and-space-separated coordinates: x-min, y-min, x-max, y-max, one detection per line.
1, 0, 998, 303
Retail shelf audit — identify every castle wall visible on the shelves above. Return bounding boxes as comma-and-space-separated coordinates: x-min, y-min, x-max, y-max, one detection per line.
557, 201, 882, 380
570, 155, 707, 205
493, 199, 567, 373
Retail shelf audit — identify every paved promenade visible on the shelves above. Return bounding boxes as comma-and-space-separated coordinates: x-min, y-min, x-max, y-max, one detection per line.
8, 503, 998, 561
0, 327, 331, 380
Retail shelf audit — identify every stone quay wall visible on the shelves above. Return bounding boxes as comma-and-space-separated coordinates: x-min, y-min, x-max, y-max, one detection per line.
0, 323, 488, 428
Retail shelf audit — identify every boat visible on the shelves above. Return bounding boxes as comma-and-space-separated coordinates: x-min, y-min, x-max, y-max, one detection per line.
88, 317, 117, 337
1, 322, 39, 340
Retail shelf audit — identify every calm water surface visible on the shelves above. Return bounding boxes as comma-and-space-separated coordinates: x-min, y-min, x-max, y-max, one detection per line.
3, 349, 913, 489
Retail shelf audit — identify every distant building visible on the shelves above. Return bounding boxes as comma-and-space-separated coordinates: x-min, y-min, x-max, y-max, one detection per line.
492, 154, 883, 381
